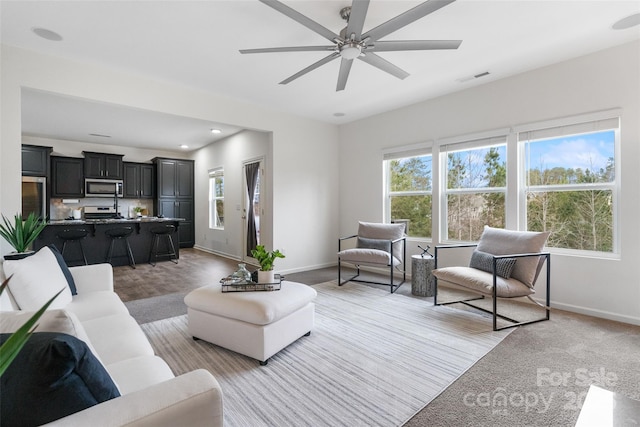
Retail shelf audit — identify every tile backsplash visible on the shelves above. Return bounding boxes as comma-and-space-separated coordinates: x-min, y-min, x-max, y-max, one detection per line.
51, 198, 154, 220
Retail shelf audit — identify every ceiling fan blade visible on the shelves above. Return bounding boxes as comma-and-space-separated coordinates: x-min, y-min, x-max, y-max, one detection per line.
363, 0, 456, 42
336, 58, 354, 91
259, 0, 339, 42
280, 52, 341, 85
240, 46, 335, 54
358, 52, 409, 80
368, 40, 462, 52
345, 0, 370, 39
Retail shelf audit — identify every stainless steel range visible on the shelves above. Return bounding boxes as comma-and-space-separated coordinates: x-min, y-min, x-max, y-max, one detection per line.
84, 206, 118, 220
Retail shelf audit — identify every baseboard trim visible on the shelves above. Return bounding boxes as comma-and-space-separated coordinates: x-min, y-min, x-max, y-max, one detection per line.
548, 301, 640, 326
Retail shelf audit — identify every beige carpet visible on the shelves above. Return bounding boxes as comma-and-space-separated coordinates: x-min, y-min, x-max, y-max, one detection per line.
141, 281, 513, 427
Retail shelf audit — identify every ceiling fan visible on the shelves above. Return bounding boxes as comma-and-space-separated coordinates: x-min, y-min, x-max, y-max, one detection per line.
240, 0, 462, 91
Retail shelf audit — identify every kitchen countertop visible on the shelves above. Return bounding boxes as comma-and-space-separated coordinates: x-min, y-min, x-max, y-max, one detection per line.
48, 217, 184, 225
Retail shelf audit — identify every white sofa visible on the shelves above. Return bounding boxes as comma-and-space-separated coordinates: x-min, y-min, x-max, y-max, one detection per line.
0, 260, 224, 427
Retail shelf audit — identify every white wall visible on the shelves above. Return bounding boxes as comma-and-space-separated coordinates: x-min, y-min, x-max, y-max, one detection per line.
192, 129, 269, 259
339, 41, 640, 325
1, 45, 340, 274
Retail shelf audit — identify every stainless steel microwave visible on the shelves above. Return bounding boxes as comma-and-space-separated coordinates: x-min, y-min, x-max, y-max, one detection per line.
85, 179, 123, 198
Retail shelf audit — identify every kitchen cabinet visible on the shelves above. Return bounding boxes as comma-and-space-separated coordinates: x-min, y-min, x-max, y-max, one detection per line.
22, 144, 52, 177
123, 162, 155, 199
51, 156, 84, 198
154, 157, 194, 247
83, 151, 124, 179
158, 199, 194, 247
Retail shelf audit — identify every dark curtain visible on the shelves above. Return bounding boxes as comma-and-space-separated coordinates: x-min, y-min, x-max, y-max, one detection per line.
245, 162, 260, 256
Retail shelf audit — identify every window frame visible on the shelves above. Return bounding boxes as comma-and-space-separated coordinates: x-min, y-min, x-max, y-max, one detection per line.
208, 168, 224, 230
439, 134, 509, 242
517, 113, 620, 256
383, 144, 433, 239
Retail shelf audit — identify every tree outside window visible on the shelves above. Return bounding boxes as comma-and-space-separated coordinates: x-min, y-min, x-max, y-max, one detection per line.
445, 143, 507, 241
386, 154, 432, 238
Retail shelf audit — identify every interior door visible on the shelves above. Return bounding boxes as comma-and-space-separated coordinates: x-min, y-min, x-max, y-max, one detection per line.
242, 158, 263, 263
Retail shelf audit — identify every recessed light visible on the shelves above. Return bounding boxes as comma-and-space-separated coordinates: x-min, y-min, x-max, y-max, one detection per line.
31, 27, 63, 41
180, 144, 189, 149
612, 13, 640, 30
210, 129, 222, 134
333, 112, 345, 117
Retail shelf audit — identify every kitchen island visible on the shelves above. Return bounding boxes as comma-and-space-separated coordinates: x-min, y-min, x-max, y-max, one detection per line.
35, 217, 182, 267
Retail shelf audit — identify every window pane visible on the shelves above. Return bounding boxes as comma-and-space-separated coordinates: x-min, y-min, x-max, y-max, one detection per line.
391, 195, 432, 238
447, 193, 505, 241
390, 155, 432, 192
525, 130, 615, 186
215, 177, 224, 197
527, 190, 613, 252
447, 146, 506, 189
215, 200, 224, 228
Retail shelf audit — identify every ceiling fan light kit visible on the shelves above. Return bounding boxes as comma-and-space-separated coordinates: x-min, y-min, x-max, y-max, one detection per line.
240, 0, 462, 91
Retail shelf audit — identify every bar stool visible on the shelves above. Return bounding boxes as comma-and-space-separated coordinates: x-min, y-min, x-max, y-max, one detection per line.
57, 228, 88, 265
149, 224, 178, 266
105, 227, 136, 269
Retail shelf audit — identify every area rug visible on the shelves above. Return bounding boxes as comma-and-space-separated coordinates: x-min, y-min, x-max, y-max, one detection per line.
141, 281, 512, 427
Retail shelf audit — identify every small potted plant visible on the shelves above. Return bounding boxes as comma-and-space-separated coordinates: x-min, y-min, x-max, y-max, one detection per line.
133, 207, 143, 218
250, 245, 285, 283
0, 212, 47, 260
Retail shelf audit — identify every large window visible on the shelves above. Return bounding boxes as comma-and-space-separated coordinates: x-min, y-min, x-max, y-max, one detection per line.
521, 118, 618, 253
384, 153, 432, 238
443, 137, 507, 241
209, 168, 224, 229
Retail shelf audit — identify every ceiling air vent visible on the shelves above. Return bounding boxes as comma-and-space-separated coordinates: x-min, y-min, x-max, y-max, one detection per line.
457, 71, 491, 83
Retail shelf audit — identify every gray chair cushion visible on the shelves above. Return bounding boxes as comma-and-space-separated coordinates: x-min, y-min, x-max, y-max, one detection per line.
357, 222, 405, 262
476, 226, 549, 288
469, 250, 517, 279
357, 237, 391, 252
432, 267, 535, 298
338, 248, 401, 267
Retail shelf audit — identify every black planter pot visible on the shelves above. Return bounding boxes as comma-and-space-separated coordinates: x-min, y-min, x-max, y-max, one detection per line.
3, 251, 35, 261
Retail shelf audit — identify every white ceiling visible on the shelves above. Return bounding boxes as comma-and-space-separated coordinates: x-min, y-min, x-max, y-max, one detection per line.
2, 0, 640, 152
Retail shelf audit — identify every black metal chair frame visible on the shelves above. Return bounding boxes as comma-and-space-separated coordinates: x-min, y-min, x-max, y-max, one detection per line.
57, 228, 88, 266
338, 234, 407, 293
434, 243, 551, 331
105, 227, 136, 269
149, 225, 178, 266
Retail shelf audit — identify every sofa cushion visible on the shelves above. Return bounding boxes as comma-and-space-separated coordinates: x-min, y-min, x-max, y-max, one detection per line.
0, 332, 120, 427
469, 250, 517, 279
2, 246, 73, 310
81, 314, 155, 365
105, 355, 175, 395
65, 291, 129, 322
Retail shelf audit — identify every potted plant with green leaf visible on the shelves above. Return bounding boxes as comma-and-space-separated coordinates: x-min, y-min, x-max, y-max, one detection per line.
250, 245, 285, 284
0, 212, 47, 260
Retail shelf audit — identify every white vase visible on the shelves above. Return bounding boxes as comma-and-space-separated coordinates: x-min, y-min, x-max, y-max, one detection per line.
257, 270, 275, 284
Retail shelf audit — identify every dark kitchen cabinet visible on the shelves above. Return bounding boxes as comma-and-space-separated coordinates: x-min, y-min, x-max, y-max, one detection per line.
158, 199, 194, 247
83, 151, 124, 179
123, 162, 155, 199
154, 158, 194, 247
51, 156, 84, 198
22, 145, 52, 177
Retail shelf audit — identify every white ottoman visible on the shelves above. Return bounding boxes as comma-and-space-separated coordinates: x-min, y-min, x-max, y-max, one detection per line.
184, 281, 317, 365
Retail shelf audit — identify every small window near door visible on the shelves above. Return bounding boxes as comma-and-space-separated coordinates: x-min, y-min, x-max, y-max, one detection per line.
209, 168, 224, 229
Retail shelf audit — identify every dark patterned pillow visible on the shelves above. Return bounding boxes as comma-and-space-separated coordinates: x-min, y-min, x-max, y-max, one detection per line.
0, 332, 120, 426
357, 237, 391, 253
469, 250, 517, 279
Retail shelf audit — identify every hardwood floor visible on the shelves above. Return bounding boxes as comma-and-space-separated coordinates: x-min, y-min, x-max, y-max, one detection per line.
113, 247, 392, 302
113, 248, 241, 302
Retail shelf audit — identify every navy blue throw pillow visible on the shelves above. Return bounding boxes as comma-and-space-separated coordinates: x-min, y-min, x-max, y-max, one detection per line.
0, 332, 120, 426
47, 244, 78, 295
